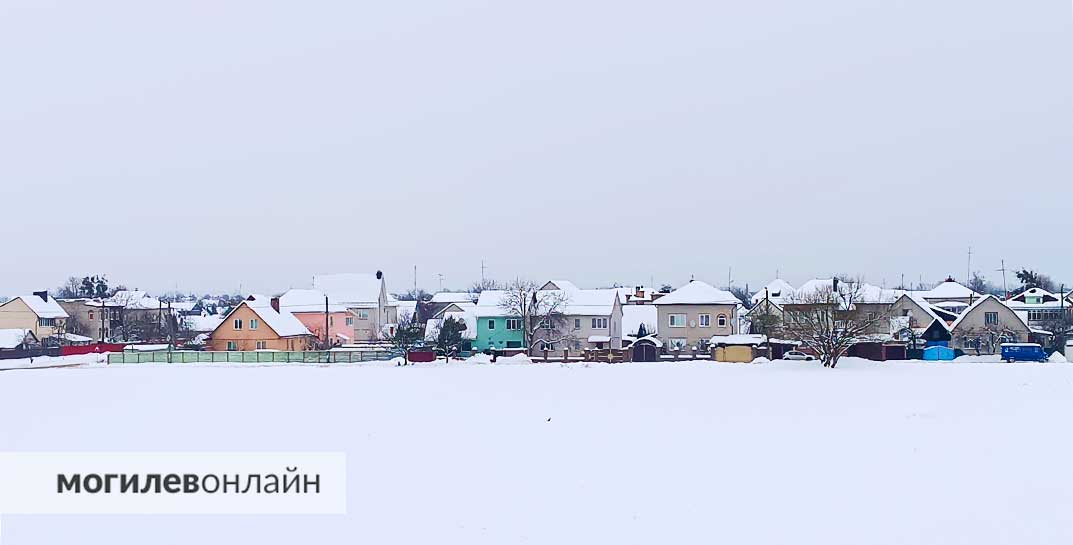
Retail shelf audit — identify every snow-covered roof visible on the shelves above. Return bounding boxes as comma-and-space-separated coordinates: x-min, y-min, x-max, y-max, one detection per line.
792, 279, 901, 305
4, 294, 69, 319
394, 300, 418, 320
476, 288, 620, 317
588, 335, 611, 343
169, 301, 198, 312
312, 273, 384, 305
184, 313, 225, 333
709, 334, 767, 346
432, 301, 476, 319
63, 332, 92, 343
237, 295, 312, 337
0, 329, 35, 349
622, 305, 658, 336
430, 292, 477, 304
279, 289, 348, 313
918, 280, 981, 300
542, 280, 579, 291
653, 281, 741, 306
106, 290, 162, 310
750, 279, 795, 306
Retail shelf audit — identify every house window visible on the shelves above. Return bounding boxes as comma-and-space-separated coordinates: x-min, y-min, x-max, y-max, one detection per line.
88, 310, 95, 320
329, 316, 334, 327
250, 319, 259, 330
255, 341, 267, 350
574, 318, 581, 330
717, 314, 727, 327
670, 338, 688, 349
487, 319, 496, 330
985, 312, 999, 325
591, 317, 608, 329
506, 318, 521, 330
540, 319, 554, 330
505, 340, 522, 348
669, 314, 686, 328
233, 319, 243, 330
226, 341, 237, 351
698, 314, 711, 327
346, 316, 354, 326
358, 310, 370, 320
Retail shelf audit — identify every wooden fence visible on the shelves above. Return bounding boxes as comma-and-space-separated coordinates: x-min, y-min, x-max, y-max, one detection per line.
107, 349, 400, 365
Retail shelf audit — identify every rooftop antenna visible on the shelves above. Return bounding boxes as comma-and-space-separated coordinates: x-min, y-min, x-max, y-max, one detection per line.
480, 260, 487, 283
437, 273, 445, 292
966, 246, 972, 286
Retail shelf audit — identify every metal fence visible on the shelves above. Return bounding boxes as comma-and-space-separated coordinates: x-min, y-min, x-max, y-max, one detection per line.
107, 350, 400, 365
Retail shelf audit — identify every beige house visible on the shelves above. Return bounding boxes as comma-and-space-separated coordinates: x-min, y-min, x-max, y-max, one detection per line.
208, 295, 313, 352
313, 272, 394, 341
531, 282, 624, 354
0, 292, 69, 343
654, 280, 741, 349
58, 298, 122, 342
949, 295, 1030, 354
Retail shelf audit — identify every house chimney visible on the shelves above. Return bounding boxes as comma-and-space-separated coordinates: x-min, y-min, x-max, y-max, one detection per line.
270, 297, 280, 313
33, 290, 48, 302
635, 286, 643, 298
376, 270, 383, 280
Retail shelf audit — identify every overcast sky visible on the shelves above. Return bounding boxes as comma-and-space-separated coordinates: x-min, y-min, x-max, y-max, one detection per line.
1, 1, 1070, 297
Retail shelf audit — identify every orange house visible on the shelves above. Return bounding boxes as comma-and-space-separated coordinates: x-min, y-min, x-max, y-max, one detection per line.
208, 295, 314, 352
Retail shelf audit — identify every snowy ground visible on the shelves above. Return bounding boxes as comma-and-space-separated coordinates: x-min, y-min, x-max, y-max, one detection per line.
0, 358, 1070, 544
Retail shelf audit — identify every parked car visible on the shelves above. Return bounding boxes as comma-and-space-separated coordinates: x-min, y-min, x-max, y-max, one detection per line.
999, 343, 1047, 363
783, 350, 814, 361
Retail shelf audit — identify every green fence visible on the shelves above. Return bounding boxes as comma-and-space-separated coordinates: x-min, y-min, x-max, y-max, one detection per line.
107, 350, 400, 365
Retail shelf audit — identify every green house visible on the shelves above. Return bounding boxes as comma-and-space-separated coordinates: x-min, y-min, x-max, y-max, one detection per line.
474, 291, 524, 351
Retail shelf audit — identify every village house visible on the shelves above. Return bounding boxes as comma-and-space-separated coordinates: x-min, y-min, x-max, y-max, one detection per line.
653, 280, 741, 350
888, 294, 960, 345
948, 295, 1031, 355
1004, 287, 1071, 329
474, 290, 525, 351
530, 281, 623, 354
208, 295, 313, 352
312, 272, 395, 341
279, 288, 354, 347
58, 298, 123, 342
423, 302, 477, 349
0, 292, 69, 344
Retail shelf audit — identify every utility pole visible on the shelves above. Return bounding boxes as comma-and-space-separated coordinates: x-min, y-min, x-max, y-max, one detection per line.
481, 260, 487, 283
437, 274, 445, 292
325, 295, 330, 349
997, 260, 1009, 299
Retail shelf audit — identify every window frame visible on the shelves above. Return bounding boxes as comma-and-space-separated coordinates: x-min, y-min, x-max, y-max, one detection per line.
698, 314, 711, 327
668, 314, 686, 328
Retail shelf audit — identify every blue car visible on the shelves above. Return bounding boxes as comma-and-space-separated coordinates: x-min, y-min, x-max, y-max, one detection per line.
999, 343, 1047, 363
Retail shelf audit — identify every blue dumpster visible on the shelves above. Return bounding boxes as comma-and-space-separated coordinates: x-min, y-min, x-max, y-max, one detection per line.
923, 345, 956, 361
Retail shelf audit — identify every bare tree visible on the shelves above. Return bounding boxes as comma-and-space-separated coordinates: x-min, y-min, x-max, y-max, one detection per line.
498, 278, 572, 351
384, 311, 425, 361
953, 324, 1022, 356
470, 278, 501, 294
781, 278, 892, 368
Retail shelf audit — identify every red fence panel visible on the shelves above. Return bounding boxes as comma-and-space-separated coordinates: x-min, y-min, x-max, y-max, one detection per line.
61, 343, 127, 356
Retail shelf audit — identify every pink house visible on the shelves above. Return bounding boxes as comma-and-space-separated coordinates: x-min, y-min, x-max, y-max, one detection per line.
279, 289, 354, 346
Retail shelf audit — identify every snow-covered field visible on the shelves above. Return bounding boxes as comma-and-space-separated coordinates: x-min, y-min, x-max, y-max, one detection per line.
1, 358, 1070, 544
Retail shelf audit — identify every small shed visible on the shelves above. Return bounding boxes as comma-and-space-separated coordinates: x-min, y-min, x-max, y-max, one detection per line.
923, 345, 956, 361
710, 334, 766, 363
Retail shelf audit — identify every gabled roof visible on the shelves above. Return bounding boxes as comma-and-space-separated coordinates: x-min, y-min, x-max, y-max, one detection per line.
750, 279, 796, 306
653, 281, 741, 306
2, 294, 69, 319
279, 289, 348, 313
430, 292, 478, 304
222, 295, 311, 338
475, 290, 510, 317
313, 273, 385, 305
